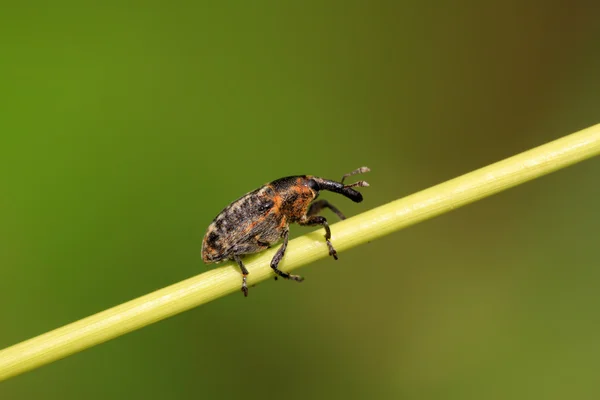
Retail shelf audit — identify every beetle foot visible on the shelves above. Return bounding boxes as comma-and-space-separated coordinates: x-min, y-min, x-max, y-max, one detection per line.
326, 241, 338, 260
241, 275, 248, 297
272, 267, 304, 283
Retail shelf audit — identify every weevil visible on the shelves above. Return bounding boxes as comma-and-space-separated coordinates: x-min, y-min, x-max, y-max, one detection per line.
201, 167, 370, 296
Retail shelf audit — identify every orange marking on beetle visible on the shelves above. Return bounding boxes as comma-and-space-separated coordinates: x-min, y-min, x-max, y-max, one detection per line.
278, 215, 287, 230
242, 215, 267, 235
272, 194, 283, 208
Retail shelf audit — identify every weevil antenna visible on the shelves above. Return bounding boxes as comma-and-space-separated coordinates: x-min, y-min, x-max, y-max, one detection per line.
343, 180, 369, 189
341, 166, 370, 184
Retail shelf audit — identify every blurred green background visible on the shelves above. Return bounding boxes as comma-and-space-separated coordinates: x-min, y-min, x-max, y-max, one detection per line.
1, 1, 600, 399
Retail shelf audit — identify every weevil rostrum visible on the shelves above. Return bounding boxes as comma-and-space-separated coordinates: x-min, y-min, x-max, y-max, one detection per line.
201, 167, 370, 296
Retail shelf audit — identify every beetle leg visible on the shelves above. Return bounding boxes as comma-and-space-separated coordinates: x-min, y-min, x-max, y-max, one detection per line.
270, 228, 304, 282
233, 255, 249, 297
307, 199, 346, 220
298, 215, 338, 260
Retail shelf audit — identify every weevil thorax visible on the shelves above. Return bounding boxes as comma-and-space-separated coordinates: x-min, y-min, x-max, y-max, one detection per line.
270, 175, 318, 223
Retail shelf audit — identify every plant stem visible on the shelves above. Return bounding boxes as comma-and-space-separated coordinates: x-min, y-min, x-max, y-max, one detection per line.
1, 123, 599, 382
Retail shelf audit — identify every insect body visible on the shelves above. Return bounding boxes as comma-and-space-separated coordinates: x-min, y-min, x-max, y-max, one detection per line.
202, 167, 370, 296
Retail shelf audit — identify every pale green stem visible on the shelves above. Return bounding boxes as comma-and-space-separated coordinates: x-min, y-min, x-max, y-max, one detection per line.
1, 124, 599, 382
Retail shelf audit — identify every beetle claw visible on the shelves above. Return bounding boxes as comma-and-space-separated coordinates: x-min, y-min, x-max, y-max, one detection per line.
241, 275, 249, 297
326, 241, 338, 260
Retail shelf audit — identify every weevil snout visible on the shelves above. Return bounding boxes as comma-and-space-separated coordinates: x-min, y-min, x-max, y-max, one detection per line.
310, 166, 370, 203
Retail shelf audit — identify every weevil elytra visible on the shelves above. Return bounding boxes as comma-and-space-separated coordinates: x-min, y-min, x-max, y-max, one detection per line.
201, 167, 370, 296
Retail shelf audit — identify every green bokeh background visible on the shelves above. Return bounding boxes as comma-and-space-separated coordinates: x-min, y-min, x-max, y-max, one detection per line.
2, 2, 600, 399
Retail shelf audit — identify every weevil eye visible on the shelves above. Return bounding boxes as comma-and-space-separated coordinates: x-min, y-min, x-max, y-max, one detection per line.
307, 179, 320, 192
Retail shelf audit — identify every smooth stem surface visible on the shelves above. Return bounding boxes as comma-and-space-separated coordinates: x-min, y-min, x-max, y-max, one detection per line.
1, 123, 599, 382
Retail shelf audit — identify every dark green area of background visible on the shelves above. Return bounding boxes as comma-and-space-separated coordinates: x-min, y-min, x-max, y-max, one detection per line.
1, 2, 600, 399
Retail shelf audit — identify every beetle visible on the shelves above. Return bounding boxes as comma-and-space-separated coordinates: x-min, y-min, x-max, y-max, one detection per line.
201, 167, 370, 296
